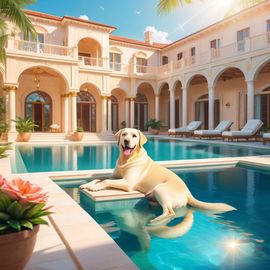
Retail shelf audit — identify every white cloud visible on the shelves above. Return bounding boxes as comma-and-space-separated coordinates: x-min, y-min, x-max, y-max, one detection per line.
144, 26, 172, 44
79, 15, 89, 20
99, 5, 105, 11
135, 10, 141, 15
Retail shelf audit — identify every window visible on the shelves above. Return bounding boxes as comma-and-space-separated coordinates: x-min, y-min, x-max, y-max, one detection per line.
267, 20, 270, 32
210, 39, 220, 58
162, 56, 168, 65
237, 28, 250, 51
110, 52, 121, 71
177, 52, 183, 61
190, 47, 196, 64
136, 57, 147, 73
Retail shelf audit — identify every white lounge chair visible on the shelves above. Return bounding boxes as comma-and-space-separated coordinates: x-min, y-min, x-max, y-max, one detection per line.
222, 119, 263, 141
168, 121, 202, 137
262, 133, 270, 145
193, 120, 233, 139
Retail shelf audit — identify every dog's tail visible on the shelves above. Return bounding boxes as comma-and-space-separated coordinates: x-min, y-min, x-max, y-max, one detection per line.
187, 195, 236, 212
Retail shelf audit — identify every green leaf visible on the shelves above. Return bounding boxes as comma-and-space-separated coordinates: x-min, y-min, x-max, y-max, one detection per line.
21, 220, 33, 230
25, 203, 46, 218
7, 201, 25, 219
0, 211, 10, 221
32, 210, 52, 218
29, 217, 48, 225
7, 220, 21, 231
0, 224, 9, 232
0, 193, 12, 211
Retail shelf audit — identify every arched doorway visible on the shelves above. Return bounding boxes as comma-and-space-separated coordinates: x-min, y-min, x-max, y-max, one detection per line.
255, 87, 270, 127
77, 91, 96, 132
135, 93, 148, 131
111, 95, 119, 132
25, 91, 52, 131
195, 94, 220, 129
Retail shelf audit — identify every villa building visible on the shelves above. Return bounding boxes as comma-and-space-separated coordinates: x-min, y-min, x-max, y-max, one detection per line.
1, 0, 270, 138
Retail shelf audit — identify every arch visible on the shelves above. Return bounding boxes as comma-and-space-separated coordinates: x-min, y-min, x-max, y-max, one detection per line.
80, 82, 101, 95
133, 51, 147, 58
158, 81, 170, 95
77, 91, 96, 103
136, 81, 155, 91
33, 24, 48, 34
25, 90, 52, 131
135, 93, 148, 103
172, 79, 183, 93
185, 73, 208, 89
198, 94, 209, 100
251, 57, 270, 81
109, 47, 123, 54
212, 66, 246, 87
110, 87, 128, 96
17, 65, 69, 90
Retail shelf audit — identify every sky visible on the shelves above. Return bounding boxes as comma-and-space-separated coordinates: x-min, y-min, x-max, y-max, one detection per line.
26, 0, 236, 44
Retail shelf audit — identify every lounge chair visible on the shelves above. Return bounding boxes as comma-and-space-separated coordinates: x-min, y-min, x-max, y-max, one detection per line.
262, 133, 270, 145
222, 119, 263, 142
193, 120, 233, 139
168, 121, 202, 137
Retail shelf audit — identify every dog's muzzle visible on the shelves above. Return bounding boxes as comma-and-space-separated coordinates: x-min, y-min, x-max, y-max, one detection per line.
122, 144, 135, 156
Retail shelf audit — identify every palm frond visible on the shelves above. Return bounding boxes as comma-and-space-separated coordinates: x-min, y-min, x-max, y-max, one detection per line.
0, 35, 8, 63
157, 0, 192, 15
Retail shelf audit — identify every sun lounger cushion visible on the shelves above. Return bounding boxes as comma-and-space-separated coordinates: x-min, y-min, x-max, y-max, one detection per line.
214, 120, 233, 131
194, 130, 222, 135
169, 121, 202, 133
263, 133, 270, 138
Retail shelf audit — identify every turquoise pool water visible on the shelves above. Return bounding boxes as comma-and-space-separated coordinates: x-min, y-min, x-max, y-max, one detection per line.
14, 138, 270, 173
59, 165, 270, 270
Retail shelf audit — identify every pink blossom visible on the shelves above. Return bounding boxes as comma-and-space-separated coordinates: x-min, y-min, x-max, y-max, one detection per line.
2, 177, 48, 204
0, 175, 6, 187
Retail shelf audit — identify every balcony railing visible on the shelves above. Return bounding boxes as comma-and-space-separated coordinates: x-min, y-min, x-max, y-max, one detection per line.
13, 39, 74, 57
79, 56, 107, 68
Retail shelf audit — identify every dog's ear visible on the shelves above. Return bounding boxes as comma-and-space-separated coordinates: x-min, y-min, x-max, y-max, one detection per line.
138, 130, 147, 147
115, 129, 123, 145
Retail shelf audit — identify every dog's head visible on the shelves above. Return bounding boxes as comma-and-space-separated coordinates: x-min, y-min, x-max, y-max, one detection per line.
115, 128, 147, 157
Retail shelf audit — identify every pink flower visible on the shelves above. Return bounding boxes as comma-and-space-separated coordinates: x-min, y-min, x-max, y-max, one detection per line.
0, 175, 6, 188
2, 177, 48, 204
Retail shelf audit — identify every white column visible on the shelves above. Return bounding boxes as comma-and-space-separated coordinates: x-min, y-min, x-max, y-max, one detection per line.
71, 92, 77, 132
208, 86, 215, 130
62, 94, 69, 133
7, 86, 17, 132
101, 96, 107, 132
155, 95, 160, 120
130, 97, 135, 128
182, 87, 187, 127
170, 90, 175, 129
246, 80, 254, 120
107, 97, 112, 133
125, 98, 129, 128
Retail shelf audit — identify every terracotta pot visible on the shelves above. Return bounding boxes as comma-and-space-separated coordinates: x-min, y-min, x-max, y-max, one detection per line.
0, 225, 39, 270
0, 132, 8, 141
150, 128, 160, 135
16, 132, 31, 142
72, 132, 84, 141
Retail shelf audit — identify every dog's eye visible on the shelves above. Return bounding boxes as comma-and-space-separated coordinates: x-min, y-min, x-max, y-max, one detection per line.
122, 133, 127, 136
132, 134, 137, 138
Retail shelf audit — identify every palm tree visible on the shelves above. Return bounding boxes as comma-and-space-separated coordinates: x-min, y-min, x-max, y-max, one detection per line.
0, 0, 36, 63
157, 0, 192, 14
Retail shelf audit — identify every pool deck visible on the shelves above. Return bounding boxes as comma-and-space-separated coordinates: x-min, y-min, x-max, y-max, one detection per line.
1, 136, 270, 270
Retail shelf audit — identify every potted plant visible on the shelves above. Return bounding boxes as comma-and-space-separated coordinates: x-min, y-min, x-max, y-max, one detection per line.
0, 122, 8, 142
146, 118, 162, 135
72, 126, 84, 141
13, 117, 38, 142
0, 144, 10, 159
120, 121, 126, 129
0, 176, 52, 270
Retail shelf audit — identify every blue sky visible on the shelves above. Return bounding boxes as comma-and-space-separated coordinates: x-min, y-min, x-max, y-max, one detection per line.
26, 0, 234, 43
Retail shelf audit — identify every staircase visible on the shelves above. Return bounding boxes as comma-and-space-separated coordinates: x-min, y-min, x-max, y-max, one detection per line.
8, 132, 115, 143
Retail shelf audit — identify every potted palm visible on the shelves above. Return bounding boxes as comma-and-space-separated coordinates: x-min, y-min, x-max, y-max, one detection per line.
0, 122, 8, 141
146, 118, 162, 135
13, 117, 38, 142
0, 175, 52, 270
72, 126, 84, 141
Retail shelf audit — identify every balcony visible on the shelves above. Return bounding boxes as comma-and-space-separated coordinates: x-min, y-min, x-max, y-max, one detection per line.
7, 38, 75, 58
78, 56, 108, 69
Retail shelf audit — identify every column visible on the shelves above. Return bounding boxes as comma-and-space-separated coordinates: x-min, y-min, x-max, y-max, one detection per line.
107, 97, 112, 133
170, 90, 175, 129
5, 85, 17, 132
130, 97, 135, 128
62, 94, 69, 133
208, 86, 215, 130
70, 91, 77, 132
125, 98, 129, 127
246, 80, 254, 120
155, 94, 160, 120
101, 96, 108, 132
182, 87, 187, 127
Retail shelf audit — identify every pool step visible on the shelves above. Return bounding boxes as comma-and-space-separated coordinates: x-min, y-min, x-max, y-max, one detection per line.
9, 132, 115, 143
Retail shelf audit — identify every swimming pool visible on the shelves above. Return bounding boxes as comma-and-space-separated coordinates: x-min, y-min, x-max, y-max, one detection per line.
13, 138, 270, 173
59, 165, 270, 270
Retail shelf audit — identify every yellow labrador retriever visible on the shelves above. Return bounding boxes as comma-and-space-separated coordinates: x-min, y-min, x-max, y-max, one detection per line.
80, 128, 235, 223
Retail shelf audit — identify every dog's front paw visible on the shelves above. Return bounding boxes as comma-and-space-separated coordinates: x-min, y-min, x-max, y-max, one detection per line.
80, 179, 101, 190
89, 181, 107, 191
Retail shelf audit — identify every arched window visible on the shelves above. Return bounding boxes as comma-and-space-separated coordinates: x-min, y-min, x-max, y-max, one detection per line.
135, 93, 148, 131
25, 91, 52, 131
77, 91, 96, 132
110, 95, 119, 132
